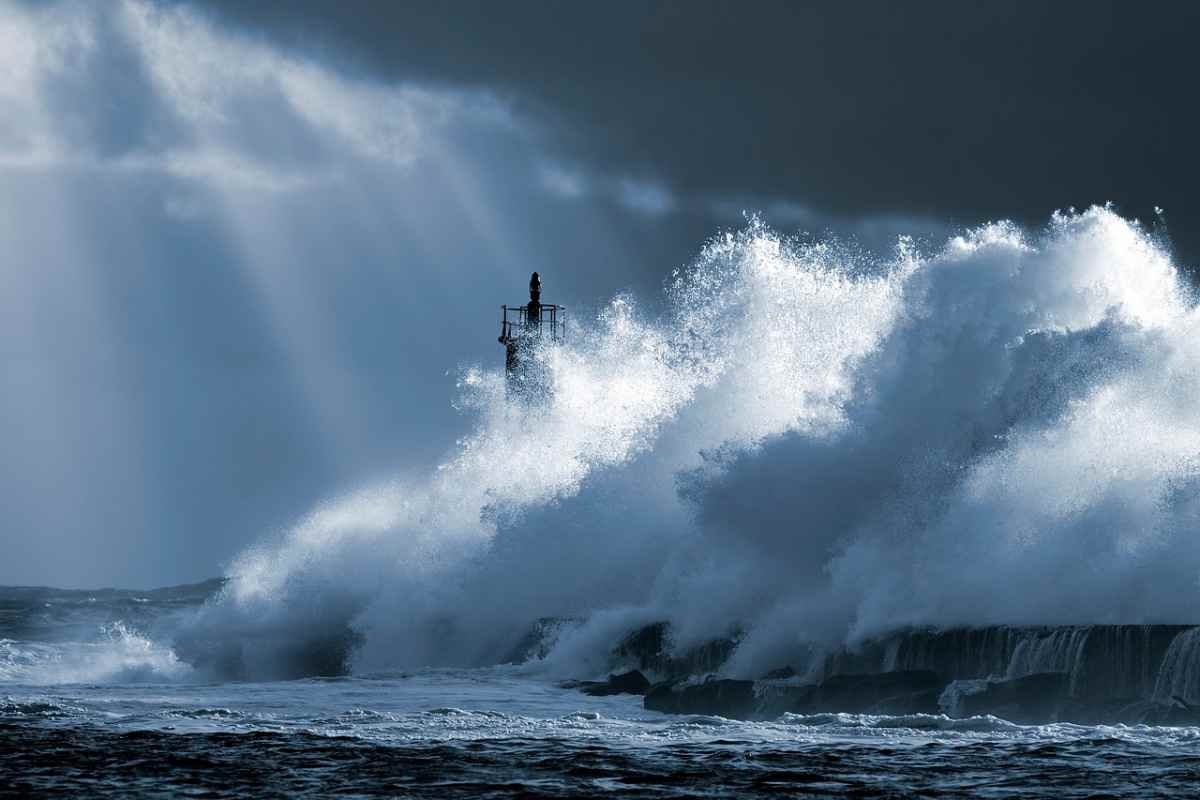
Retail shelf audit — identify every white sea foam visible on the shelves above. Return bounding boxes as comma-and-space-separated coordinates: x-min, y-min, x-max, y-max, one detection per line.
0, 622, 190, 684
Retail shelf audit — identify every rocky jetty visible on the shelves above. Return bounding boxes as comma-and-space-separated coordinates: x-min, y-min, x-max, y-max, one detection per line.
645, 678, 756, 717
946, 672, 1071, 724
541, 621, 1200, 725
821, 625, 1190, 703
612, 622, 740, 679
561, 670, 652, 697
504, 616, 583, 664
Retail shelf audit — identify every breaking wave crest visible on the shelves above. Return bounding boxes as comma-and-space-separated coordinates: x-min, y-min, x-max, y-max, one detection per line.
178, 206, 1200, 680
1, 622, 190, 684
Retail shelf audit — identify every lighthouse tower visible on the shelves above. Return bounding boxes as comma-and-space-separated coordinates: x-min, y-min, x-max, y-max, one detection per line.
498, 272, 566, 395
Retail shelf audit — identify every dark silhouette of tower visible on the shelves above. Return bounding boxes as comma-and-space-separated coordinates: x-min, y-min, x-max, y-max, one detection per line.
498, 272, 565, 395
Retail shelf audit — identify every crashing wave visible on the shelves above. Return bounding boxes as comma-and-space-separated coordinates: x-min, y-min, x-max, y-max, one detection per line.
0, 622, 190, 684
174, 207, 1200, 682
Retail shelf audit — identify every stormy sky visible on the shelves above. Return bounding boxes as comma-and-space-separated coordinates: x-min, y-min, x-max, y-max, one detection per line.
2, 0, 1197, 588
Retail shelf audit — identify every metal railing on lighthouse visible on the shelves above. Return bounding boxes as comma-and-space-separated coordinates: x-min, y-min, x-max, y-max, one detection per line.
498, 272, 566, 394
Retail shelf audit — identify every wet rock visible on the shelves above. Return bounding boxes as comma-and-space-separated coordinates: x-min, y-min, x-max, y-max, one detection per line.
822, 625, 1192, 704
615, 622, 740, 679
504, 617, 582, 664
647, 671, 946, 720
866, 689, 942, 715
754, 683, 817, 718
644, 678, 757, 718
761, 666, 797, 680
1111, 697, 1200, 726
807, 670, 945, 713
579, 670, 652, 697
955, 672, 1070, 723
609, 622, 1200, 724
615, 623, 669, 669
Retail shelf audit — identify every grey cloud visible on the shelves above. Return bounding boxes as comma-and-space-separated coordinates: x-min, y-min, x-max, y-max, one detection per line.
174, 1, 1200, 274
617, 179, 675, 216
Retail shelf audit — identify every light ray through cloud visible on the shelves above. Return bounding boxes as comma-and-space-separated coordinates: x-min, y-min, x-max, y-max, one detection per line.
0, 167, 154, 582
0, 0, 643, 585
0, 0, 928, 587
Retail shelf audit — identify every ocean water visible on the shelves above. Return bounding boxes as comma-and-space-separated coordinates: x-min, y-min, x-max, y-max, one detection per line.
4, 588, 1200, 798
10, 674, 1200, 798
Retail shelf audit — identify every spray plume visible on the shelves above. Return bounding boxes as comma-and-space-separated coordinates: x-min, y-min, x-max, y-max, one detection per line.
178, 207, 1200, 680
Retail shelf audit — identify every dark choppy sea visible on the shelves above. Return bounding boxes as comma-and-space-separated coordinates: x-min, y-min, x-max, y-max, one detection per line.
4, 585, 1200, 798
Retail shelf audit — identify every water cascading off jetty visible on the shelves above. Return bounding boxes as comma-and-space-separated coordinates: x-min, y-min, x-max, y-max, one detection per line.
541, 621, 1200, 724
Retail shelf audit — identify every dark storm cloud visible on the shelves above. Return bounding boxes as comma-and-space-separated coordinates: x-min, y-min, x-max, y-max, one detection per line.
185, 0, 1200, 266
